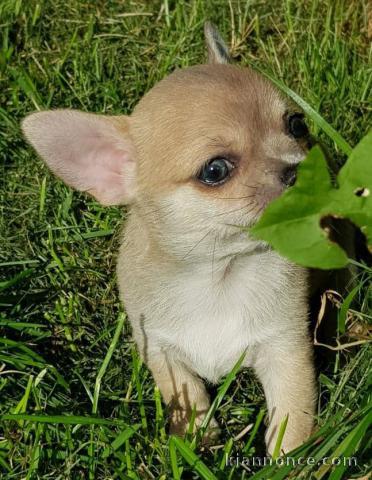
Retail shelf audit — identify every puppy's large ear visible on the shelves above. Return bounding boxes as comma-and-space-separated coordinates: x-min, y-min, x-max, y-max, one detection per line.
22, 110, 137, 206
204, 21, 230, 64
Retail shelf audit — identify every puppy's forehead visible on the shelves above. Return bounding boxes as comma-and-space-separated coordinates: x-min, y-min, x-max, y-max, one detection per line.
133, 64, 285, 126
130, 64, 287, 187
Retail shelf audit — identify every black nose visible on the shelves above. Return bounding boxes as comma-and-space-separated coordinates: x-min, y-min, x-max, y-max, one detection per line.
280, 165, 297, 187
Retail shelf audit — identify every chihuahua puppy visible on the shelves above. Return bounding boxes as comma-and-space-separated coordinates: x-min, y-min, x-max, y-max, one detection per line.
22, 23, 315, 454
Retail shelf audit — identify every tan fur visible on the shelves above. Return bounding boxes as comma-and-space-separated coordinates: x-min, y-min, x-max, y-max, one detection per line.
130, 65, 303, 196
117, 65, 315, 451
22, 29, 316, 455
148, 351, 220, 441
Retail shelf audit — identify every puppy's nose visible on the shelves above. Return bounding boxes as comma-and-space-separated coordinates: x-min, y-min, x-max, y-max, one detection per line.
280, 165, 297, 187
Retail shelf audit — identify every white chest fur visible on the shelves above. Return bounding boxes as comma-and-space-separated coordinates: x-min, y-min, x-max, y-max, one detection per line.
118, 238, 307, 384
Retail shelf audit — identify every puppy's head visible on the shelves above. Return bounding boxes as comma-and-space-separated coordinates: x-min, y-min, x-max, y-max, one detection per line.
22, 24, 311, 257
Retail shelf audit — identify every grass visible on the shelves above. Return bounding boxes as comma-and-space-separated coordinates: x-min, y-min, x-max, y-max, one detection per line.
0, 0, 371, 478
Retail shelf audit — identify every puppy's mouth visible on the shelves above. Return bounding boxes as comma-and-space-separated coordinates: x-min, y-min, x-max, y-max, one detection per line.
255, 163, 298, 214
235, 171, 298, 226
248, 187, 284, 223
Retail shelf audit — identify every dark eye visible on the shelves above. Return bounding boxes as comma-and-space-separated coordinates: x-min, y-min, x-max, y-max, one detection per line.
287, 113, 309, 138
197, 157, 234, 185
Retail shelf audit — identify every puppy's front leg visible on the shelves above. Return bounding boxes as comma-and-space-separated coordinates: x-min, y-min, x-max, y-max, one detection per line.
147, 351, 219, 442
254, 337, 316, 455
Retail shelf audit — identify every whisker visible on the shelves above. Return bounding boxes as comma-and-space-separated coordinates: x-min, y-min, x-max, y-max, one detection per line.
240, 181, 265, 189
182, 229, 212, 260
214, 202, 256, 217
211, 234, 217, 281
136, 201, 178, 219
239, 182, 259, 190
254, 204, 267, 219
213, 194, 257, 200
220, 204, 258, 229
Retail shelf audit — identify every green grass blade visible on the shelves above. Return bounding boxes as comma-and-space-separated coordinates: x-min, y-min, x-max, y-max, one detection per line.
39, 176, 47, 219
0, 414, 126, 426
0, 268, 34, 291
169, 437, 181, 480
338, 283, 362, 334
92, 312, 126, 414
131, 346, 148, 434
154, 385, 167, 443
102, 424, 141, 459
243, 408, 266, 453
315, 407, 372, 480
218, 437, 234, 471
256, 68, 353, 156
25, 424, 42, 480
272, 414, 289, 459
90, 312, 126, 477
171, 436, 217, 480
193, 349, 247, 447
0, 455, 11, 472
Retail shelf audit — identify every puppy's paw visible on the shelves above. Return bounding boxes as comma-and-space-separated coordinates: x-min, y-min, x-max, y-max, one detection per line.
199, 417, 221, 446
266, 421, 312, 456
169, 409, 220, 445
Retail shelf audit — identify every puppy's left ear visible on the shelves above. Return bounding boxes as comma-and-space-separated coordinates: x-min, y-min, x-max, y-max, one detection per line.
22, 110, 137, 206
204, 21, 230, 64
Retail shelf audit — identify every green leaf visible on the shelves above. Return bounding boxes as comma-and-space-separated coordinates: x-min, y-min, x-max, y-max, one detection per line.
251, 131, 372, 269
333, 131, 372, 248
251, 147, 348, 268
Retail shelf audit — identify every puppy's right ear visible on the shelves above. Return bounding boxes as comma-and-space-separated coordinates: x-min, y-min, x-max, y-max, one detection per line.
204, 21, 230, 64
22, 110, 137, 206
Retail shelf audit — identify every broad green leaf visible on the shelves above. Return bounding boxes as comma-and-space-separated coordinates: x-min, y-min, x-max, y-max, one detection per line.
333, 132, 372, 248
251, 132, 372, 269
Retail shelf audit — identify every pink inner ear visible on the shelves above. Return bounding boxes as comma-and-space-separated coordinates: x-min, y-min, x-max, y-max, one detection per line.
73, 139, 134, 205
59, 122, 136, 205
23, 110, 137, 206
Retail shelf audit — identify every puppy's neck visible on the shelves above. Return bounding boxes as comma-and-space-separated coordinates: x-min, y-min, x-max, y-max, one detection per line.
131, 204, 268, 267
